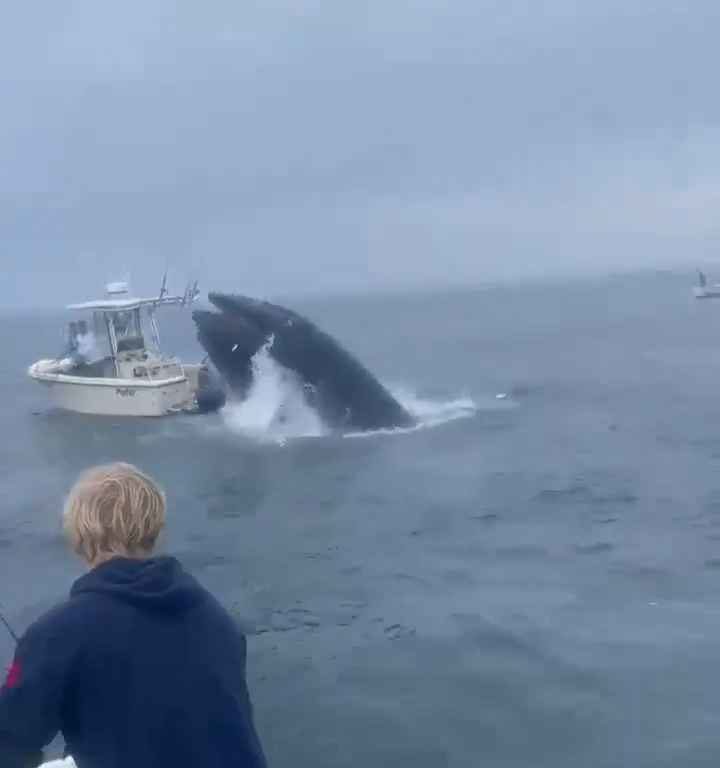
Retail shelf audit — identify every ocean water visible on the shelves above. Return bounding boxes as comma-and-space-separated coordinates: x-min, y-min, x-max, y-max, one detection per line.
3, 270, 720, 767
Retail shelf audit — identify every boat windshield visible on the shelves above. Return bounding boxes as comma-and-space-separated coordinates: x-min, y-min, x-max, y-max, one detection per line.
108, 307, 163, 355
111, 308, 145, 352
62, 304, 165, 365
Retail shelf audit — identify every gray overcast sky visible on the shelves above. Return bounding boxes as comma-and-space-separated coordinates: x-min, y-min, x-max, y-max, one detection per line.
2, 1, 719, 306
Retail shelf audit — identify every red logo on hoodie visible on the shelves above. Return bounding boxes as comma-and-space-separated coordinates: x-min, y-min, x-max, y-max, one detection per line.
3, 660, 21, 689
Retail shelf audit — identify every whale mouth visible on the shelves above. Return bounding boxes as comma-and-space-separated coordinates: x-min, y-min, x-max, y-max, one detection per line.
203, 293, 295, 336
192, 300, 266, 398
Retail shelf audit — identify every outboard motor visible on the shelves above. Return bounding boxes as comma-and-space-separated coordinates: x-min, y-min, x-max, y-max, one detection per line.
194, 364, 227, 413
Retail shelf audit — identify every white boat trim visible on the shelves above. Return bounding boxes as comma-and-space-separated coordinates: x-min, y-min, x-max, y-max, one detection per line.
28, 369, 187, 389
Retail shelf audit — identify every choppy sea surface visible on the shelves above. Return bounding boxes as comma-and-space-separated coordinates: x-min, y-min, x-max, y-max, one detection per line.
3, 270, 720, 767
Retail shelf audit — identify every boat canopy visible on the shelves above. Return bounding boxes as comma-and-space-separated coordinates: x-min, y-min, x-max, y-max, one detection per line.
67, 297, 161, 312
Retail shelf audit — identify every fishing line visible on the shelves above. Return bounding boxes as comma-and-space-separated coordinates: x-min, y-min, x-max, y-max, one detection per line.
0, 605, 18, 644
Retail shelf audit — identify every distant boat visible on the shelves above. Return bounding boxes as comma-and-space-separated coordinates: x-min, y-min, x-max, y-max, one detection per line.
694, 270, 720, 299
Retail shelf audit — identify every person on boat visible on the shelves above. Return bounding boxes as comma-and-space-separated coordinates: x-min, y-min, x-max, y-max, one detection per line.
64, 322, 79, 358
74, 320, 95, 363
0, 463, 267, 768
113, 311, 130, 337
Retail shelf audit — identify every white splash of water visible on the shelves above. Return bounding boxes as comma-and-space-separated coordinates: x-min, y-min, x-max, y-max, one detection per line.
221, 338, 327, 443
392, 386, 478, 426
220, 340, 484, 443
343, 386, 479, 439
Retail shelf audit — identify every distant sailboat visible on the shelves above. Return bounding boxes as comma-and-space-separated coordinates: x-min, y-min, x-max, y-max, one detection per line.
694, 270, 720, 299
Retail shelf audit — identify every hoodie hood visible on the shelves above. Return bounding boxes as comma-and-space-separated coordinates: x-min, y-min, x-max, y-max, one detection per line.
71, 556, 203, 613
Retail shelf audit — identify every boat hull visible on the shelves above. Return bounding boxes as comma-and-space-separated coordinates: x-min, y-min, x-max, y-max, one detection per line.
694, 286, 720, 299
28, 368, 194, 417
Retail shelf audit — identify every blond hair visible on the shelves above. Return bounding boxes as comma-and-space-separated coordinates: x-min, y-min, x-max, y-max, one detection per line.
63, 463, 166, 564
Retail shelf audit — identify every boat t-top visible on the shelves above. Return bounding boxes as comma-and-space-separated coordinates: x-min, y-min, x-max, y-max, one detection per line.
28, 277, 225, 417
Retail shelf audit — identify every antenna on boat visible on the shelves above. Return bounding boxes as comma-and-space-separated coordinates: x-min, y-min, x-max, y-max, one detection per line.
158, 268, 169, 301
182, 280, 200, 306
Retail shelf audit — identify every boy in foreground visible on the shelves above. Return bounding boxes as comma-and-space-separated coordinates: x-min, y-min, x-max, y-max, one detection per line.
0, 463, 267, 768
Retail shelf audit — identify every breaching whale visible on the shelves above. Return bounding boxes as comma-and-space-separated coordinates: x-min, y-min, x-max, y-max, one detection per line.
192, 293, 415, 432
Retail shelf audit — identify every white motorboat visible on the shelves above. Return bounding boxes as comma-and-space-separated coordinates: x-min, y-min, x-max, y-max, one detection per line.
28, 278, 225, 417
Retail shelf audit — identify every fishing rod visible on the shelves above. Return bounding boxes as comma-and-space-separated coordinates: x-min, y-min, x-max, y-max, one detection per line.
0, 605, 18, 644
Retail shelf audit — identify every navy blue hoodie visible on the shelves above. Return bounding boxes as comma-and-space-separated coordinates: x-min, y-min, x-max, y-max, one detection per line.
0, 556, 267, 768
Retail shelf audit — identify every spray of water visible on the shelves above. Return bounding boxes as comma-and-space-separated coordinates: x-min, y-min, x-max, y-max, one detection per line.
341, 387, 479, 439
222, 350, 481, 445
221, 337, 327, 443
389, 387, 477, 427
